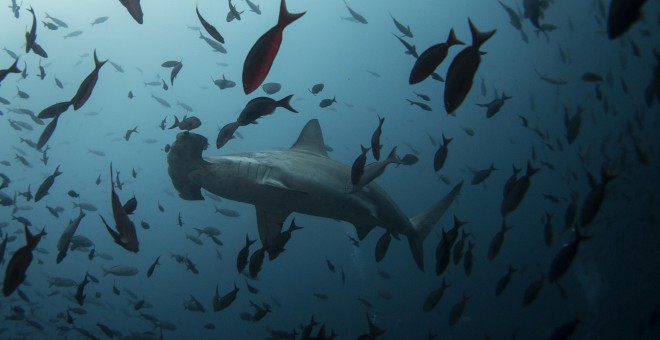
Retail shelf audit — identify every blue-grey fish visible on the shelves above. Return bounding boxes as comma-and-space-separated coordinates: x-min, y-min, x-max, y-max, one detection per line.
343, 0, 367, 24
45, 13, 68, 27
91, 16, 109, 26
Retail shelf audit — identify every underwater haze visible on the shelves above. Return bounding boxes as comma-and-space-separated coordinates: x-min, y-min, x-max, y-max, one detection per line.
1, 0, 660, 339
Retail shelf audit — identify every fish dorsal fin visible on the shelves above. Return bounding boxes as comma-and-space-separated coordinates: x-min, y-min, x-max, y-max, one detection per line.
290, 119, 328, 157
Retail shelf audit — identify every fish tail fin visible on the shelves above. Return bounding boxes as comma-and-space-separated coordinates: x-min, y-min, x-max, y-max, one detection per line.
277, 0, 305, 28
53, 165, 62, 177
332, 96, 337, 103
407, 181, 463, 271
386, 147, 403, 165
526, 160, 540, 177
8, 58, 20, 74
166, 132, 207, 200
23, 222, 37, 248
601, 165, 615, 183
278, 94, 298, 113
169, 116, 180, 129
442, 134, 452, 145
467, 18, 496, 48
446, 28, 464, 46
93, 49, 107, 69
100, 266, 109, 276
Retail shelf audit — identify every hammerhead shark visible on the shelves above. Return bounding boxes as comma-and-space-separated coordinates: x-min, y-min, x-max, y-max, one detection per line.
167, 119, 462, 271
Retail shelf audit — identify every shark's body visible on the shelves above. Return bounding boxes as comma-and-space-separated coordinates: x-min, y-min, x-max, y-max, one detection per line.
167, 119, 462, 270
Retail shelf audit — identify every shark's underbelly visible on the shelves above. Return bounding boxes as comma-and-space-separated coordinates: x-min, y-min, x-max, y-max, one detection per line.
200, 151, 410, 232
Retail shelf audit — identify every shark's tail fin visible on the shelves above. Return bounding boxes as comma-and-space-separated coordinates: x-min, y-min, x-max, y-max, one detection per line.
406, 181, 463, 271
167, 132, 208, 200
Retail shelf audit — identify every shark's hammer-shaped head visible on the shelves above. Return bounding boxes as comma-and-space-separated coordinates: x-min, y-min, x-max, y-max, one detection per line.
167, 131, 209, 200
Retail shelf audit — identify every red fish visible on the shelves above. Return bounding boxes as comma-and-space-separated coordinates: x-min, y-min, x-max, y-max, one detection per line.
102, 163, 139, 252
242, 0, 304, 94
70, 50, 107, 110
3, 223, 46, 297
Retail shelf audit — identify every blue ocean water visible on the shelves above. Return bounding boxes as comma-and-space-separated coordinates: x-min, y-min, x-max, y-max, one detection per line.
1, 0, 659, 339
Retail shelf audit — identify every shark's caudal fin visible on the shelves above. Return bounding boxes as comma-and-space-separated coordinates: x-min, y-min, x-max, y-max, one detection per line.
167, 132, 208, 200
406, 181, 463, 271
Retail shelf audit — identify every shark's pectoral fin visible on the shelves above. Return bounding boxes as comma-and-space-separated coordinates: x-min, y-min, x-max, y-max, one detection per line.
256, 206, 291, 246
262, 177, 308, 196
355, 224, 376, 241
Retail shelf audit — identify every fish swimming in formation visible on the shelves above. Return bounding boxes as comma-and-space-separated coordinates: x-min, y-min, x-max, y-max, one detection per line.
242, 0, 305, 94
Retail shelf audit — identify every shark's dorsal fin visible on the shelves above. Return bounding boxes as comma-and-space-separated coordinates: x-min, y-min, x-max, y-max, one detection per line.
290, 119, 328, 157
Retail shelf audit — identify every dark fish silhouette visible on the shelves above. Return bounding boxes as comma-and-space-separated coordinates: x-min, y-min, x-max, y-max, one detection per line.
370, 116, 384, 160
25, 7, 37, 53
548, 226, 588, 283
146, 256, 160, 278
236, 95, 297, 125
351, 145, 370, 186
3, 224, 46, 297
237, 235, 256, 273
119, 0, 143, 24
607, 0, 648, 39
0, 58, 21, 85
71, 50, 107, 110
35, 165, 62, 202
36, 112, 62, 150
343, 0, 367, 24
100, 163, 139, 252
444, 19, 496, 114
409, 29, 464, 84
579, 167, 614, 227
196, 5, 224, 44
242, 0, 305, 94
